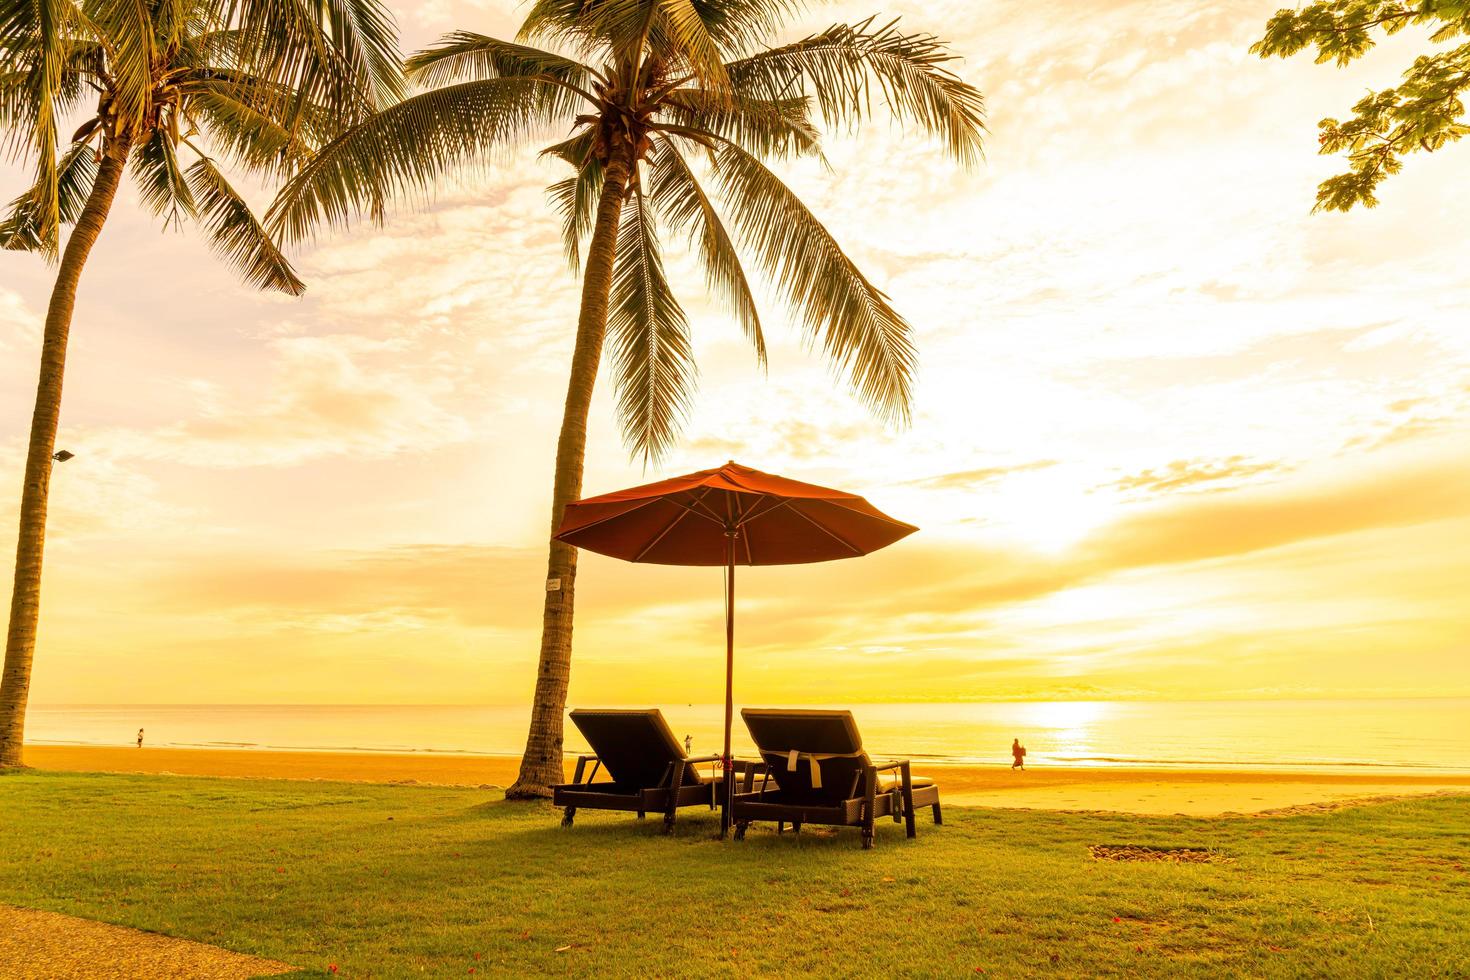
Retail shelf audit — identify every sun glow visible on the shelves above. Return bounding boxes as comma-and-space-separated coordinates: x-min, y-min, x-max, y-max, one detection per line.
986, 473, 1119, 555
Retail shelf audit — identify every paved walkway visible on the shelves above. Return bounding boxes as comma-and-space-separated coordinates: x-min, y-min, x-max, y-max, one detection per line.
0, 905, 295, 979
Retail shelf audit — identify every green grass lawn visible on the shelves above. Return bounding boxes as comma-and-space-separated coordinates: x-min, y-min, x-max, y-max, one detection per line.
1, 771, 1467, 978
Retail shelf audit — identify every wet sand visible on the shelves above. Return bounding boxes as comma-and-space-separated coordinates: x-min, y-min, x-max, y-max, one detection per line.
22, 745, 1470, 816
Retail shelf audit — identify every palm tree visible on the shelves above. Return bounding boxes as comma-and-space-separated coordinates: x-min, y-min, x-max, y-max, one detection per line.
267, 0, 985, 798
0, 0, 403, 768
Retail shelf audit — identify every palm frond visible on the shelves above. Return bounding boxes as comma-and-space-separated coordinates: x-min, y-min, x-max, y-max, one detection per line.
546, 154, 604, 269
540, 125, 596, 168
321, 0, 406, 110
0, 38, 101, 144
225, 0, 405, 129
710, 139, 914, 422
179, 73, 332, 176
660, 88, 821, 161
648, 136, 764, 365
542, 126, 601, 267
185, 153, 305, 294
688, 0, 806, 57
0, 0, 79, 253
131, 125, 196, 227
90, 0, 157, 131
150, 0, 192, 50
520, 0, 727, 90
266, 77, 574, 243
653, 0, 728, 91
608, 183, 696, 463
727, 16, 986, 166
406, 32, 595, 93
0, 138, 97, 250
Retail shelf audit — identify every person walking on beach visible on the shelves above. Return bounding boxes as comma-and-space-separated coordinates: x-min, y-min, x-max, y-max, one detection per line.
136, 728, 144, 749
1011, 738, 1026, 771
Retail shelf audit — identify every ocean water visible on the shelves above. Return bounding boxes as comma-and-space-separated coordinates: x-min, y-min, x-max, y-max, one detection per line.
24, 699, 1470, 773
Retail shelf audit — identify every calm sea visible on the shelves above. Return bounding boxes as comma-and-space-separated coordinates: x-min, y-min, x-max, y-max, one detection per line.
24, 699, 1470, 773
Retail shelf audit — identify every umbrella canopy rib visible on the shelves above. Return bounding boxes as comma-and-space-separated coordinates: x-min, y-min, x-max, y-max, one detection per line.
554, 495, 667, 537
788, 505, 866, 557
631, 488, 720, 562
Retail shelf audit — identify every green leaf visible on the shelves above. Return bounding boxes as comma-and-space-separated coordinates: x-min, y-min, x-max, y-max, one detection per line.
185, 153, 305, 294
608, 184, 696, 463
132, 126, 197, 227
727, 16, 986, 166
0, 138, 96, 251
266, 77, 574, 243
711, 139, 915, 423
648, 136, 764, 366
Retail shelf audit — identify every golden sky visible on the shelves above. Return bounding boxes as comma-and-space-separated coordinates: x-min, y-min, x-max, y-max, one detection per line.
3, 0, 1468, 705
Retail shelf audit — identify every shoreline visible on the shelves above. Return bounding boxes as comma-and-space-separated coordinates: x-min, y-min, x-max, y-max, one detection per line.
24, 739, 1470, 775
20, 744, 1470, 816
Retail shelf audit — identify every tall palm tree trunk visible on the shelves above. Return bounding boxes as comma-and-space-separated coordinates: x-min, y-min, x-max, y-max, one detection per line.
506, 149, 633, 799
0, 135, 131, 769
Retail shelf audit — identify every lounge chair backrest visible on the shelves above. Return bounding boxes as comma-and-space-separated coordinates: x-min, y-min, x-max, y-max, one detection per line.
569, 709, 687, 789
741, 709, 871, 803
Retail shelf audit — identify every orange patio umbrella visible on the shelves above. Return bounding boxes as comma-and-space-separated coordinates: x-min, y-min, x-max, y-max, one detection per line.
554, 461, 917, 836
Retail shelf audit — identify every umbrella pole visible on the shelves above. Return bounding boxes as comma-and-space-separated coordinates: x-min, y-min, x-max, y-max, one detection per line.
720, 532, 735, 839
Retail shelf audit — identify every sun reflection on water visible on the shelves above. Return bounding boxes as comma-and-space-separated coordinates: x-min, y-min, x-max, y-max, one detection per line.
1017, 701, 1111, 763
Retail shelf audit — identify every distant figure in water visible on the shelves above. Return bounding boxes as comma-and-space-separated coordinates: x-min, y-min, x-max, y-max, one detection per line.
684, 734, 693, 754
1011, 738, 1026, 771
136, 728, 144, 749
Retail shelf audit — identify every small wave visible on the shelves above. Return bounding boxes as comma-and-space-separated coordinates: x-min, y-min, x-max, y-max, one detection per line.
262, 744, 505, 757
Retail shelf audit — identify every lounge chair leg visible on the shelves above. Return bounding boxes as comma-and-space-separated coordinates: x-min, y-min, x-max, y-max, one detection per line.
662, 813, 675, 834
637, 811, 646, 820
862, 767, 878, 849
777, 821, 784, 834
733, 821, 749, 842
561, 807, 576, 828
931, 802, 943, 825
792, 820, 801, 835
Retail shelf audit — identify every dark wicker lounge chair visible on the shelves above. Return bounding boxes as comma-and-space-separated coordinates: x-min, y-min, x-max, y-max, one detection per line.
730, 708, 942, 849
552, 709, 718, 833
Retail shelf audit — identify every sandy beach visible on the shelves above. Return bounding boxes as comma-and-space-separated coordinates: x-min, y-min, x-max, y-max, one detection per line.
21, 744, 1470, 816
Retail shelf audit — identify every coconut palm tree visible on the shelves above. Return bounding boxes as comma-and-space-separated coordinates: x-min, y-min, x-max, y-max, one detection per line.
267, 0, 985, 798
0, 0, 403, 768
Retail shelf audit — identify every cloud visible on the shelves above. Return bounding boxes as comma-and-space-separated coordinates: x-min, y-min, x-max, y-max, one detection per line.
127, 440, 1470, 681
0, 288, 39, 353
97, 335, 474, 468
145, 543, 541, 628
1087, 449, 1470, 572
1107, 455, 1286, 495
906, 460, 1057, 491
